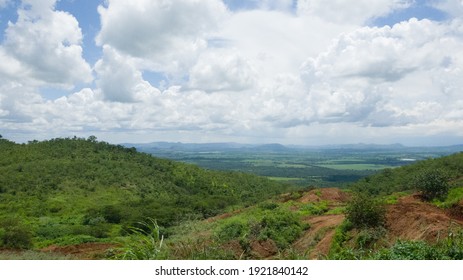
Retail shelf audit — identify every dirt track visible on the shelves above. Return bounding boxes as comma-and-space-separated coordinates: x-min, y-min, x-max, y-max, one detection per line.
294, 214, 345, 259
40, 243, 115, 259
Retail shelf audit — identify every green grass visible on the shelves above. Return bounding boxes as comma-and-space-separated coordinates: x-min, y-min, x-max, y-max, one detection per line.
298, 201, 329, 216
433, 187, 463, 208
325, 207, 346, 215
383, 192, 410, 204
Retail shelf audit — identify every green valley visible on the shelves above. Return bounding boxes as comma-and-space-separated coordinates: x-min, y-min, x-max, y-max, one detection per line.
1, 136, 463, 260
132, 142, 462, 186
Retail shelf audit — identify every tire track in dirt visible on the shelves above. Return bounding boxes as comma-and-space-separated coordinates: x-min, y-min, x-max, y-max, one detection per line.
294, 214, 345, 259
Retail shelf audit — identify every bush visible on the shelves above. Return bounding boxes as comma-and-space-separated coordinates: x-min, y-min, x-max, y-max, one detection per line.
413, 169, 449, 201
375, 240, 442, 260
346, 193, 386, 229
0, 217, 33, 249
259, 210, 304, 249
215, 209, 306, 250
374, 230, 463, 260
300, 201, 329, 215
101, 205, 123, 224
216, 219, 249, 242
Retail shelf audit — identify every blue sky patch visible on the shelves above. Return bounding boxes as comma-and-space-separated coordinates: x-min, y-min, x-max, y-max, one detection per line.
372, 1, 449, 27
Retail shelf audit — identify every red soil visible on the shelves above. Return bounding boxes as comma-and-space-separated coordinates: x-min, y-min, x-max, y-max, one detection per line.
40, 243, 115, 259
294, 214, 345, 259
386, 194, 463, 242
298, 188, 350, 205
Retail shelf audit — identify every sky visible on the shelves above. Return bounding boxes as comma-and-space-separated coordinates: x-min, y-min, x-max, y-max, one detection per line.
0, 0, 462, 146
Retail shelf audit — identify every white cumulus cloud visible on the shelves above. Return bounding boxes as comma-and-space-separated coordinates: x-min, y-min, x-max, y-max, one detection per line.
96, 0, 228, 75
188, 50, 257, 92
0, 0, 92, 87
300, 18, 463, 128
431, 0, 463, 17
94, 46, 147, 103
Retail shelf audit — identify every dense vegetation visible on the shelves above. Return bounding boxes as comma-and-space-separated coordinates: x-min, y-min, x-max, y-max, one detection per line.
1, 135, 463, 260
351, 152, 463, 195
0, 136, 293, 250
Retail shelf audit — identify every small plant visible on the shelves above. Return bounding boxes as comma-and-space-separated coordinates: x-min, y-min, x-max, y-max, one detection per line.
355, 227, 386, 249
118, 218, 165, 260
328, 220, 354, 258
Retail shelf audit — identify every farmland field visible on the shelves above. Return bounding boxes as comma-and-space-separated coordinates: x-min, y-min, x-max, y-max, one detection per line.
131, 142, 463, 187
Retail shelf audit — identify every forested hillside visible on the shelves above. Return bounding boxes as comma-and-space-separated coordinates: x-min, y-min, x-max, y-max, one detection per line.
0, 136, 292, 251
352, 151, 463, 195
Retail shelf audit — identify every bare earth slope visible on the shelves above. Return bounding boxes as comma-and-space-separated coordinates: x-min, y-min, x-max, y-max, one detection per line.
386, 195, 463, 242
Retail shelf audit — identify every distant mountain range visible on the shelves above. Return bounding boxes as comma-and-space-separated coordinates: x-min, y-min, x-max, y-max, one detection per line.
124, 141, 463, 154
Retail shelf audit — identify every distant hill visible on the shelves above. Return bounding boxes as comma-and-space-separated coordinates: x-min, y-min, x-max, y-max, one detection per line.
125, 141, 291, 153
126, 141, 463, 154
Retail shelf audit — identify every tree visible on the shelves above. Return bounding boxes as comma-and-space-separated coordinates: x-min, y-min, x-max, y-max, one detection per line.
414, 169, 449, 201
87, 135, 97, 142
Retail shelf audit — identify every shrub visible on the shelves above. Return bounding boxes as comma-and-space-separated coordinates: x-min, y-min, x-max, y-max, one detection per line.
0, 217, 33, 249
375, 240, 441, 260
215, 209, 306, 251
355, 227, 386, 249
101, 205, 123, 224
413, 169, 449, 201
216, 219, 249, 242
259, 210, 304, 249
346, 193, 386, 229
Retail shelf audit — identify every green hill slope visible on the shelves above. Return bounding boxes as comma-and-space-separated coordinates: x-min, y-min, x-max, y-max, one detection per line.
351, 151, 463, 195
0, 136, 292, 250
